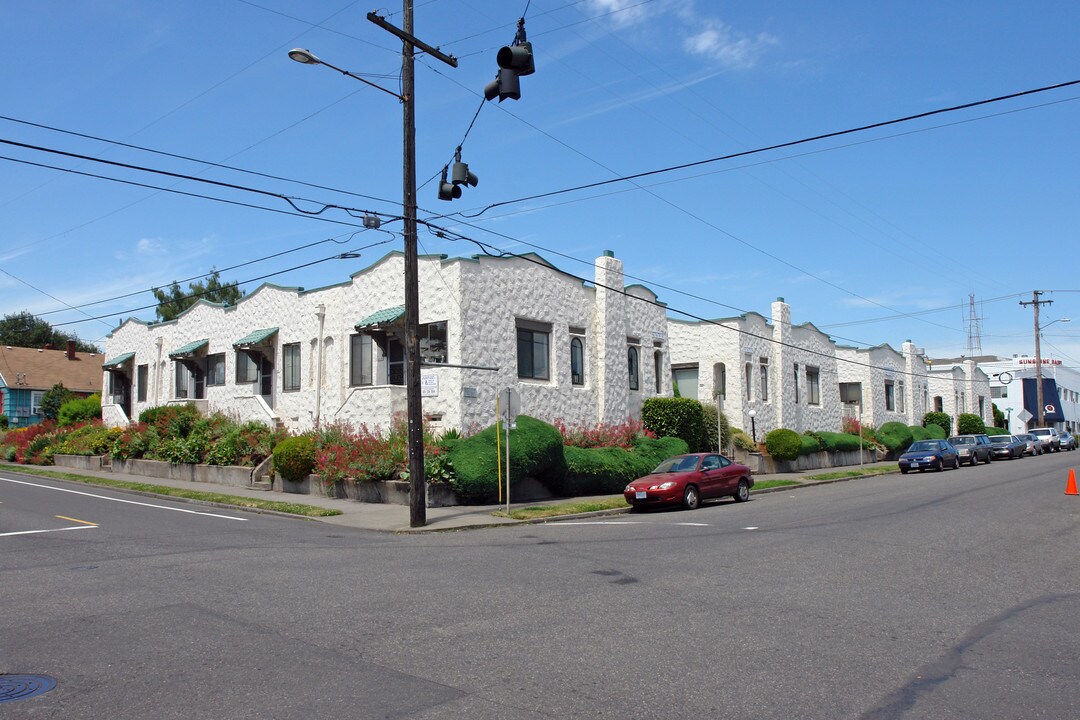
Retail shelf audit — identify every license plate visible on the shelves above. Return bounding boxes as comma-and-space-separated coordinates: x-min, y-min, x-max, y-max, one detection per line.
635, 491, 647, 500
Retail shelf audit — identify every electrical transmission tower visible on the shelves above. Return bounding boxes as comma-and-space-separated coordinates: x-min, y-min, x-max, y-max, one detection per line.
965, 294, 983, 357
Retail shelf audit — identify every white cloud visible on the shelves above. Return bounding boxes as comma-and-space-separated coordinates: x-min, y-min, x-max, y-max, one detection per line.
683, 20, 778, 69
136, 237, 167, 255
584, 0, 654, 28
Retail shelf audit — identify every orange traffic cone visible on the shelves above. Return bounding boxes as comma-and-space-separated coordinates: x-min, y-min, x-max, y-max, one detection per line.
1067, 468, 1079, 496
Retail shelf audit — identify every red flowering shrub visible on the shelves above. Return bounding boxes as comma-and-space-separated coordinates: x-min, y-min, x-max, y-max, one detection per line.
553, 417, 656, 449
312, 415, 451, 484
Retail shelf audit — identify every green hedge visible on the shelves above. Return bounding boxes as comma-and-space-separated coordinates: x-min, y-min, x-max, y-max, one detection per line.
923, 423, 946, 440
58, 394, 102, 427
799, 434, 822, 455
558, 436, 688, 496
910, 425, 931, 442
642, 398, 706, 453
877, 422, 914, 453
811, 431, 863, 453
984, 427, 1009, 436
447, 416, 567, 503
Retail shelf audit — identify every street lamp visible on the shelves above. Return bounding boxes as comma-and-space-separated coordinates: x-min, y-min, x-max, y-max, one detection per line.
289, 5, 457, 528
748, 409, 757, 444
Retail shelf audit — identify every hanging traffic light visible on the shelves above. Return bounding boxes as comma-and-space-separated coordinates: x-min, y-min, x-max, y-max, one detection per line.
438, 148, 478, 201
484, 18, 533, 102
437, 167, 461, 201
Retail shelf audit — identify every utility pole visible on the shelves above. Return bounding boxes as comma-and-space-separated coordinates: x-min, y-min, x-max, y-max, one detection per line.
369, 3, 458, 527
1020, 291, 1052, 427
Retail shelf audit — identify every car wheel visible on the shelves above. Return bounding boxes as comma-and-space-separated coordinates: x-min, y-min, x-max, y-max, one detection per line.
952, 457, 960, 469
970, 456, 979, 466
682, 485, 700, 510
900, 468, 909, 474
985, 453, 993, 464
733, 479, 750, 503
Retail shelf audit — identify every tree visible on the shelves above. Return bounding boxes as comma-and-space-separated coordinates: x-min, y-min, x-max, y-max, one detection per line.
992, 403, 1005, 429
0, 311, 99, 353
40, 383, 75, 421
153, 269, 244, 322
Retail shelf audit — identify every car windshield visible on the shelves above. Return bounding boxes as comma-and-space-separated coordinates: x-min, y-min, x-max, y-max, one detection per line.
908, 441, 939, 452
951, 437, 975, 445
653, 455, 700, 473
1032, 429, 1051, 436
989, 436, 1011, 442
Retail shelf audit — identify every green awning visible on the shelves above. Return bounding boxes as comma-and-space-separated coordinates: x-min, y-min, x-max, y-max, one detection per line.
233, 327, 278, 348
355, 306, 405, 330
102, 351, 135, 369
169, 339, 209, 359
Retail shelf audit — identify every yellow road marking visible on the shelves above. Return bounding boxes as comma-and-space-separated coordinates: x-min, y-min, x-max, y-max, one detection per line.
55, 515, 98, 526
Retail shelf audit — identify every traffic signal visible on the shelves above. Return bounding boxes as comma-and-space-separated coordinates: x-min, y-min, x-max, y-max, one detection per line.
483, 18, 533, 102
437, 148, 478, 201
437, 168, 461, 201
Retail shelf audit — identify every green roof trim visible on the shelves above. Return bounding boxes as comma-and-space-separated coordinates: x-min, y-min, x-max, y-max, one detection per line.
233, 327, 279, 348
169, 339, 210, 359
355, 306, 405, 329
102, 351, 135, 368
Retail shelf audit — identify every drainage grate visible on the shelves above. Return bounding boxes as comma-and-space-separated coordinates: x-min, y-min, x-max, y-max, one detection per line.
0, 674, 58, 704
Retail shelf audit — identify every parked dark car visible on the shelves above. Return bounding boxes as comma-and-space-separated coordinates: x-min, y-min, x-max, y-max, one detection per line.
1017, 433, 1044, 456
898, 440, 960, 474
624, 453, 753, 510
1059, 431, 1077, 451
987, 434, 1026, 460
949, 434, 993, 465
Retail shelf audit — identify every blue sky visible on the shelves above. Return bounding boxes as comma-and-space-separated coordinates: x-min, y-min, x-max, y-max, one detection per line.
2, 0, 1078, 364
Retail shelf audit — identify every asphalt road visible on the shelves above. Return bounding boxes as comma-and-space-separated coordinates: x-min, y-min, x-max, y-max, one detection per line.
3, 451, 1079, 719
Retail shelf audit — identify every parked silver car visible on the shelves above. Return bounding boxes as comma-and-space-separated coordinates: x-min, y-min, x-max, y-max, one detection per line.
1017, 433, 1044, 456
1059, 431, 1077, 451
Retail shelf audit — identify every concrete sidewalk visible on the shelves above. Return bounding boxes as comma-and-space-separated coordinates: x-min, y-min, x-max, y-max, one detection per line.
0, 460, 900, 533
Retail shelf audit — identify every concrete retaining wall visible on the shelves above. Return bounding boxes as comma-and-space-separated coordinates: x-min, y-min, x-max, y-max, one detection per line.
54, 454, 107, 471
733, 447, 881, 474
111, 458, 254, 487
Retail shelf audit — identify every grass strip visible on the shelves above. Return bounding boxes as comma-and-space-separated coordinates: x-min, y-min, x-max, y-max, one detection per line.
752, 479, 802, 489
804, 467, 896, 481
494, 496, 630, 520
2, 466, 342, 517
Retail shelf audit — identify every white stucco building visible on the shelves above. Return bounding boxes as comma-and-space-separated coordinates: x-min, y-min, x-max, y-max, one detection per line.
102, 251, 670, 433
102, 250, 992, 439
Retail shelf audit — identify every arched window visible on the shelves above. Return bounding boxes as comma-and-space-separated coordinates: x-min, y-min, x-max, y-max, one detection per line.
654, 350, 663, 393
628, 346, 639, 390
570, 337, 584, 386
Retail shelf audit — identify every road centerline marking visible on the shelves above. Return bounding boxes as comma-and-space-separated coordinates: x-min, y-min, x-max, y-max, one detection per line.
55, 515, 98, 526
1, 525, 98, 538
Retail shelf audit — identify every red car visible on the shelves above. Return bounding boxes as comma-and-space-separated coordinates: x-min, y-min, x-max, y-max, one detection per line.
624, 453, 754, 510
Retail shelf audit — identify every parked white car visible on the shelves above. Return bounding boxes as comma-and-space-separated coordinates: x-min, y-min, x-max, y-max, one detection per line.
1030, 427, 1061, 452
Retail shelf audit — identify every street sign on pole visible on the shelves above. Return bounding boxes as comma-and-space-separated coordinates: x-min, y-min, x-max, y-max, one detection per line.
499, 387, 521, 514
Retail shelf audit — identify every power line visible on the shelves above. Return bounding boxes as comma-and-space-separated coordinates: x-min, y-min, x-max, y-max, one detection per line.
462, 78, 1080, 216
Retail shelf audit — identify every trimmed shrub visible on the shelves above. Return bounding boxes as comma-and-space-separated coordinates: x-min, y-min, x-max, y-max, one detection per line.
558, 436, 688, 496
984, 427, 1009, 437
922, 412, 952, 436
447, 416, 568, 503
957, 413, 986, 435
641, 398, 706, 453
273, 436, 316, 482
765, 428, 802, 461
877, 422, 914, 453
732, 428, 756, 452
58, 394, 102, 426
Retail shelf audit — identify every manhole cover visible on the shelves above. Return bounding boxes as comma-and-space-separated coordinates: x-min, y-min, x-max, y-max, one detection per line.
0, 674, 57, 704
